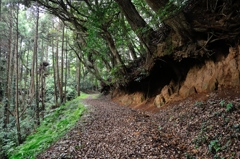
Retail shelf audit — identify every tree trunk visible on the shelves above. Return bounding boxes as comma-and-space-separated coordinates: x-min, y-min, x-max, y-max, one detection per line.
15, 4, 22, 144
52, 40, 58, 107
74, 50, 108, 86
61, 24, 64, 103
29, 37, 36, 104
3, 6, 13, 128
45, 39, 49, 61
19, 42, 30, 118
102, 56, 112, 71
115, 0, 157, 54
121, 11, 138, 61
64, 34, 68, 103
56, 38, 63, 104
72, 33, 108, 85
145, 0, 193, 43
34, 5, 40, 126
94, 49, 112, 71
40, 39, 45, 120
128, 43, 137, 60
76, 59, 81, 96
102, 27, 126, 71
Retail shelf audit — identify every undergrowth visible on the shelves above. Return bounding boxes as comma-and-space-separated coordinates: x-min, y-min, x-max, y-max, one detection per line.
8, 93, 89, 159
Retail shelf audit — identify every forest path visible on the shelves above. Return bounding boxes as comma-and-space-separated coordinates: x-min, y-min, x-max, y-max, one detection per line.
38, 95, 183, 158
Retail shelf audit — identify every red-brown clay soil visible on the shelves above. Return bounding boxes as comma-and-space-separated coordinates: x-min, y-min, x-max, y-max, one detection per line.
38, 87, 240, 159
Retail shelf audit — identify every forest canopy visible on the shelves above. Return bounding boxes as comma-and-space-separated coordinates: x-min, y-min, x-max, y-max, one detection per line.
25, 0, 240, 93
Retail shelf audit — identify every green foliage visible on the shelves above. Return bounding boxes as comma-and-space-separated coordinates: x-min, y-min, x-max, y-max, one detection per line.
219, 100, 234, 112
8, 95, 88, 159
226, 103, 233, 112
184, 152, 196, 159
0, 3, 93, 159
0, 126, 18, 158
65, 86, 77, 100
45, 76, 78, 106
109, 64, 127, 84
208, 139, 221, 154
156, 0, 189, 21
194, 101, 204, 106
194, 122, 207, 148
219, 100, 225, 107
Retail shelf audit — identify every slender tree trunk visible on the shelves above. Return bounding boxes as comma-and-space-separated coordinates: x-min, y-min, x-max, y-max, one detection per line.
19, 37, 23, 81
3, 7, 13, 128
18, 39, 25, 112
34, 5, 40, 126
22, 43, 30, 116
29, 47, 36, 103
40, 39, 45, 120
45, 40, 49, 61
15, 4, 21, 144
76, 59, 81, 96
52, 40, 58, 107
61, 24, 64, 103
67, 56, 70, 77
56, 38, 63, 104
64, 33, 68, 103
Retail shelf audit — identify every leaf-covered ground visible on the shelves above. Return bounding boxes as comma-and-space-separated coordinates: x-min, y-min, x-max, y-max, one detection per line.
38, 89, 240, 159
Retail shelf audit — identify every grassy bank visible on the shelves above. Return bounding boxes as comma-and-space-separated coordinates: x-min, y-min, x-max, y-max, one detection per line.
9, 94, 89, 159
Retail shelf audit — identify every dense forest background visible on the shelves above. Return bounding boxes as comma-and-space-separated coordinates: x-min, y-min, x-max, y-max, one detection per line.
0, 0, 240, 158
0, 0, 98, 157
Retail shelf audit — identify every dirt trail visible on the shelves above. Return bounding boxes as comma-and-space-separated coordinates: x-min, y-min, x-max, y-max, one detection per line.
38, 92, 240, 159
38, 95, 183, 158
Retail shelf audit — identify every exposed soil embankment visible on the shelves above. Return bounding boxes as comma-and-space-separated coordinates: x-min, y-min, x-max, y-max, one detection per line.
113, 45, 240, 109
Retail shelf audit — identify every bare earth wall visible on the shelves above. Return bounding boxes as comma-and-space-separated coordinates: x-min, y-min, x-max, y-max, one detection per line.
113, 45, 240, 109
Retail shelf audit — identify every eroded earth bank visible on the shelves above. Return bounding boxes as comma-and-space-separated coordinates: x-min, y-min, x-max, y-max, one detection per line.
113, 45, 240, 110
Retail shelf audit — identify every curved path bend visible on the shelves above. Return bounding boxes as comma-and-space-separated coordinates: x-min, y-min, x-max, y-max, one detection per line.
38, 95, 183, 159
